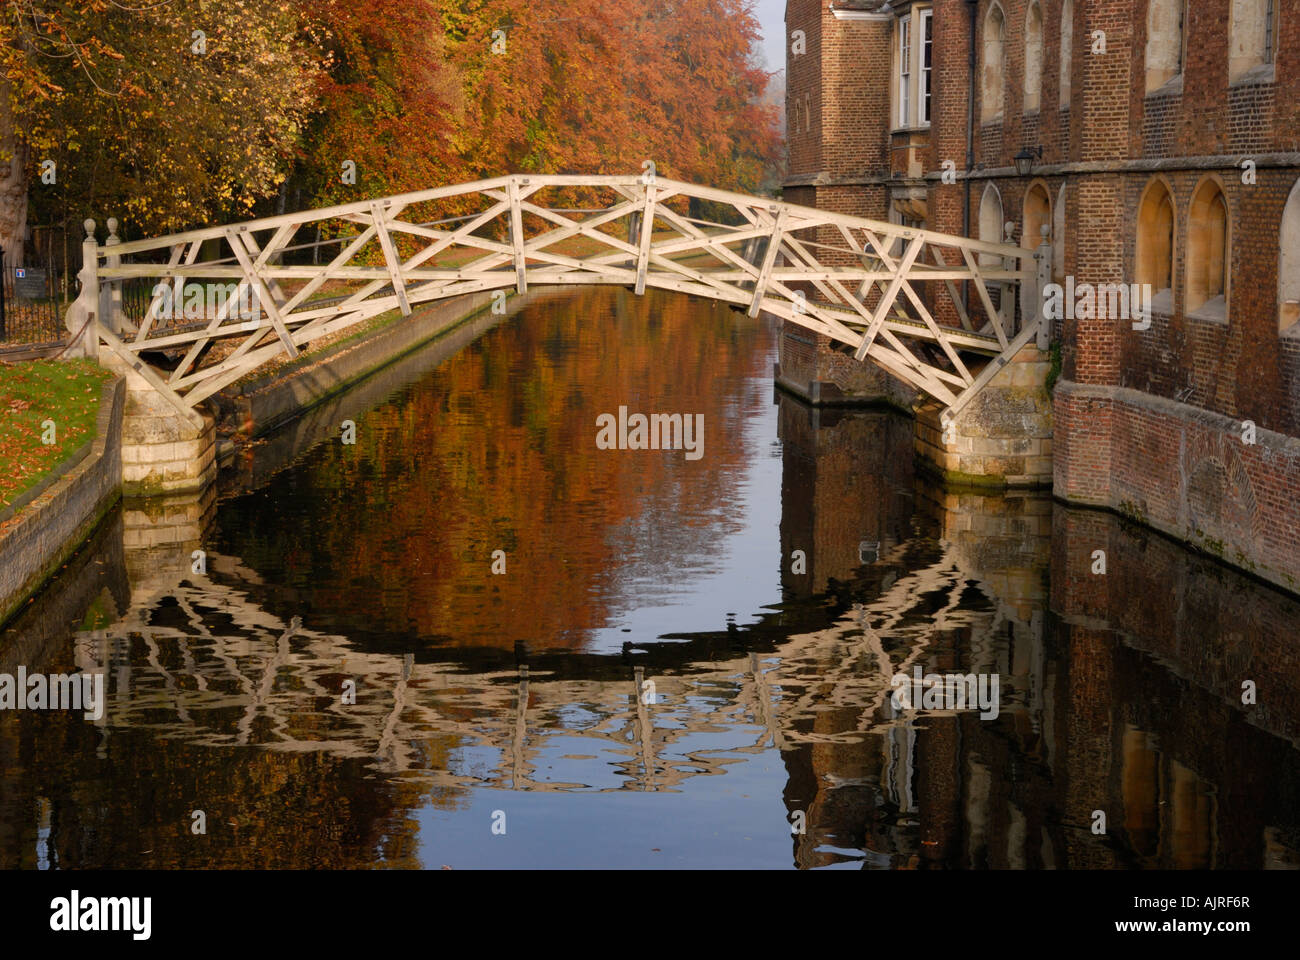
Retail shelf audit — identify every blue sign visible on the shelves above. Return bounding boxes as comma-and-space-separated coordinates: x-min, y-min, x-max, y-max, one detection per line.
14, 268, 24, 279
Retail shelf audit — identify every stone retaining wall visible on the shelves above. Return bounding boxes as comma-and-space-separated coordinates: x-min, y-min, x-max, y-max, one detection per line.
0, 376, 126, 626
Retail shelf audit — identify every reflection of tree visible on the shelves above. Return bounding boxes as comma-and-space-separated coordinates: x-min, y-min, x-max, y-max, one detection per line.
213, 289, 769, 650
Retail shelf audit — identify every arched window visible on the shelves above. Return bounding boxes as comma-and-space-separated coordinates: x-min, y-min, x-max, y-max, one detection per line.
1146, 0, 1186, 92
1230, 0, 1277, 82
1137, 179, 1176, 308
1280, 179, 1300, 334
1060, 0, 1074, 106
1186, 179, 1230, 319
982, 4, 1006, 122
1053, 183, 1067, 281
978, 183, 1005, 266
1024, 3, 1044, 113
1020, 181, 1051, 317
1022, 181, 1052, 252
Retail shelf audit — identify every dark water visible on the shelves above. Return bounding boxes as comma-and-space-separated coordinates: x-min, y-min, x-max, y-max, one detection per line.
3, 287, 1299, 869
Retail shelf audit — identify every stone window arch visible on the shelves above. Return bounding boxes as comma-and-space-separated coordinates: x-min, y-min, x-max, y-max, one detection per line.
1185, 177, 1230, 321
1280, 178, 1300, 334
1024, 2, 1044, 113
1060, 0, 1074, 106
1136, 178, 1176, 310
1229, 0, 1277, 83
978, 182, 1005, 266
1146, 0, 1186, 92
982, 3, 1006, 122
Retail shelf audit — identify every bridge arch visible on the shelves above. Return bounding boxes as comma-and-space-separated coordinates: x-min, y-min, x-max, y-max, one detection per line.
70, 174, 1040, 423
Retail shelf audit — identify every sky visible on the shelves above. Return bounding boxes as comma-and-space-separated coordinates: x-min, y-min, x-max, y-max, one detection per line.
753, 0, 787, 73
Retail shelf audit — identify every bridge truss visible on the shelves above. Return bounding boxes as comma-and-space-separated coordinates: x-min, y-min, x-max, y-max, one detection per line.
73, 174, 1045, 421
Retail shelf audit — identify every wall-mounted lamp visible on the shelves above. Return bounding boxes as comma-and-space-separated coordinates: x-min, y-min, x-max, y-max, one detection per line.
1013, 146, 1044, 177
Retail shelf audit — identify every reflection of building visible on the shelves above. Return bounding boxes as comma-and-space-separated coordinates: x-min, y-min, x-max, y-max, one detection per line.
775, 401, 1300, 868
785, 0, 1300, 591
778, 397, 916, 596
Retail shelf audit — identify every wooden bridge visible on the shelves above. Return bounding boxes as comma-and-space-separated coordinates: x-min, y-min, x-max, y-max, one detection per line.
70, 173, 1047, 422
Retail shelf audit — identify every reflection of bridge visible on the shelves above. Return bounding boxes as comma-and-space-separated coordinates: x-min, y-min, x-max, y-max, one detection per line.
73, 542, 1028, 792
73, 174, 1041, 421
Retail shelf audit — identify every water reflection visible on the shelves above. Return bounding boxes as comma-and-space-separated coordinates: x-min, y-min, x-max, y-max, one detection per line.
1, 288, 1298, 869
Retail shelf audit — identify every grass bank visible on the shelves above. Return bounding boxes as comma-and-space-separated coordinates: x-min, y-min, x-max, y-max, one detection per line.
0, 358, 114, 512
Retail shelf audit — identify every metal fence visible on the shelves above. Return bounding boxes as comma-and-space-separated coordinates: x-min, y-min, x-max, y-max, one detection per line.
0, 248, 69, 346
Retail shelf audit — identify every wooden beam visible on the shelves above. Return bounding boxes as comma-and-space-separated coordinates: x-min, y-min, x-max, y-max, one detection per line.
944, 316, 1042, 420
634, 183, 657, 296
860, 232, 973, 384
961, 246, 1009, 349
226, 227, 299, 359
371, 202, 411, 316
507, 177, 527, 294
854, 234, 924, 361
98, 327, 204, 427
748, 207, 788, 317
135, 240, 197, 343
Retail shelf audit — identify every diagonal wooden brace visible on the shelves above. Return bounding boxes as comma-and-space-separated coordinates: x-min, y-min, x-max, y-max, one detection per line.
748, 207, 787, 317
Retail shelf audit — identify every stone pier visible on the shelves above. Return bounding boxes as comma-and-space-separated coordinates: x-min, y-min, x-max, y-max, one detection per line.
99, 351, 217, 497
913, 344, 1054, 489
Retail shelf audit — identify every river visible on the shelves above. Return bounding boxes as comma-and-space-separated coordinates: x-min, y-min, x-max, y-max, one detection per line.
2, 287, 1298, 869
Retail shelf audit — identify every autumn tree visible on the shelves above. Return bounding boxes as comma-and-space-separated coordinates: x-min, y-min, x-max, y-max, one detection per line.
0, 0, 320, 261
292, 0, 464, 206
2, 0, 778, 267
441, 0, 779, 190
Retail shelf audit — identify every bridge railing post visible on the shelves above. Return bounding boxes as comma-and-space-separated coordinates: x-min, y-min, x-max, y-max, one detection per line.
97, 217, 123, 335
62, 219, 101, 359
1034, 226, 1052, 351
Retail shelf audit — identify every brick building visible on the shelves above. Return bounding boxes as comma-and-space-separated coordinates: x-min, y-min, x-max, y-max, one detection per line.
784, 0, 1300, 593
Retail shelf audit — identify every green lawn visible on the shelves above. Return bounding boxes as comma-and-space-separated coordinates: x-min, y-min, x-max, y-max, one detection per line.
0, 358, 114, 512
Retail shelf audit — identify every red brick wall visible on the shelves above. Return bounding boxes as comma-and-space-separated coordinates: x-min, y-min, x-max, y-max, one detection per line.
785, 0, 1300, 589
822, 16, 890, 179
785, 0, 825, 180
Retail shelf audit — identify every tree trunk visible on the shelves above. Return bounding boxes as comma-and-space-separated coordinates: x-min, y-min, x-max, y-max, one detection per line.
0, 80, 29, 266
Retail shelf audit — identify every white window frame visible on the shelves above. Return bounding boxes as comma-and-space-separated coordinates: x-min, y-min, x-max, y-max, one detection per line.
899, 17, 911, 128
1264, 0, 1277, 62
894, 6, 933, 130
920, 9, 933, 125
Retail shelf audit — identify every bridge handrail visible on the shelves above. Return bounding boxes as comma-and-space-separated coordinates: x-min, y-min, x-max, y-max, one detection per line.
90, 173, 1035, 269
